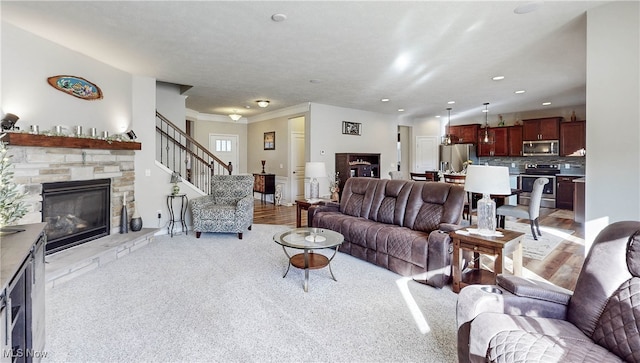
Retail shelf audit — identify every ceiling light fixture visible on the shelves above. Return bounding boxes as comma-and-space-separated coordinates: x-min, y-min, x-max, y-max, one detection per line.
271, 13, 287, 22
482, 102, 492, 144
542, 102, 552, 106
447, 101, 455, 104
515, 90, 526, 94
492, 76, 505, 81
229, 110, 242, 122
397, 108, 404, 112
443, 107, 453, 145
256, 100, 270, 108
381, 98, 390, 102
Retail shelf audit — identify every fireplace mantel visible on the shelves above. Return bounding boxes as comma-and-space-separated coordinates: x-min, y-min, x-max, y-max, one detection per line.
3, 132, 141, 150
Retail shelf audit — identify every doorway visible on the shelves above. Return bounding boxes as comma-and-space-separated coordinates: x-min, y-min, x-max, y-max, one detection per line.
209, 134, 239, 174
289, 116, 306, 203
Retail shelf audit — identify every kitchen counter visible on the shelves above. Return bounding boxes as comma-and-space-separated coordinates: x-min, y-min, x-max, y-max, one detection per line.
1, 222, 46, 290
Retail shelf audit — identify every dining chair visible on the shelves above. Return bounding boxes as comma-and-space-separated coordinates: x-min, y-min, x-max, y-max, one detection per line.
496, 177, 549, 240
443, 174, 472, 223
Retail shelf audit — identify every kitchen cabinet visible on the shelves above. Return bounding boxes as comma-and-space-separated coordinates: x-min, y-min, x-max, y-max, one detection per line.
449, 124, 480, 144
522, 117, 561, 141
335, 153, 380, 194
508, 125, 523, 156
574, 178, 585, 224
560, 121, 586, 156
0, 223, 46, 362
477, 127, 508, 156
556, 176, 580, 210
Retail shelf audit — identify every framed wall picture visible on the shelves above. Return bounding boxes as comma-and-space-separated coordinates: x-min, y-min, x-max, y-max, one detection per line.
264, 131, 275, 150
342, 121, 361, 135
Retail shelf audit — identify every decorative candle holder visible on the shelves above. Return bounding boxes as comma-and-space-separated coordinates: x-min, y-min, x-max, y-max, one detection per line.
261, 160, 266, 173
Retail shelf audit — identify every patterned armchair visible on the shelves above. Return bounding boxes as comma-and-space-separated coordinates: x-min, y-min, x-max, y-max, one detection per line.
190, 174, 254, 239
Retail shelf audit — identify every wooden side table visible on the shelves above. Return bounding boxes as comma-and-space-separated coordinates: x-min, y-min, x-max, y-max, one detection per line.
295, 199, 326, 227
450, 227, 525, 293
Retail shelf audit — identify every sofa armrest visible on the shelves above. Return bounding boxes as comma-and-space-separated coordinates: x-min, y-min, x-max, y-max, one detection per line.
496, 274, 572, 305
421, 229, 454, 288
457, 280, 570, 331
308, 203, 340, 226
438, 223, 465, 233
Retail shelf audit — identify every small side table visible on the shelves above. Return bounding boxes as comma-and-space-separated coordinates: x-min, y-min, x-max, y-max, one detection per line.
167, 194, 188, 237
295, 199, 326, 227
450, 227, 525, 293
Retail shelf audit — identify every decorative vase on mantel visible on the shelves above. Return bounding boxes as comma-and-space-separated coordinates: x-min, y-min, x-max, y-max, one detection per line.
130, 200, 143, 232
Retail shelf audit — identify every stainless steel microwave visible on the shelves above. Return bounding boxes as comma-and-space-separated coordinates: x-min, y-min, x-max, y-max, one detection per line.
522, 140, 559, 156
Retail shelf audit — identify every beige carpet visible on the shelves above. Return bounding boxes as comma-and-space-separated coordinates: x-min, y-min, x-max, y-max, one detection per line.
504, 221, 574, 260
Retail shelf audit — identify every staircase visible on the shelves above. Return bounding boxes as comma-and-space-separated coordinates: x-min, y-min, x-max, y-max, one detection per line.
156, 111, 231, 195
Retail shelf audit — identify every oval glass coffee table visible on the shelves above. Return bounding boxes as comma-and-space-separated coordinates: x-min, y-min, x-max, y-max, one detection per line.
273, 227, 344, 292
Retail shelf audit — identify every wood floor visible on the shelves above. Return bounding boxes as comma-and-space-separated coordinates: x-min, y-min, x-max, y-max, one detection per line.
254, 202, 585, 291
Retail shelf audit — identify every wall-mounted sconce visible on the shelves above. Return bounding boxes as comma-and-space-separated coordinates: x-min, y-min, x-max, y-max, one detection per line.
125, 130, 137, 140
1, 113, 19, 130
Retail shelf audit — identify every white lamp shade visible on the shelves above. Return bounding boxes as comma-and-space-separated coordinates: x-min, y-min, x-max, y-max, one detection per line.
464, 165, 511, 195
305, 162, 327, 179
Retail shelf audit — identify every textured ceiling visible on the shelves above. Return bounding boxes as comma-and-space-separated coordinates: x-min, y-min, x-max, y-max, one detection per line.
1, 1, 604, 120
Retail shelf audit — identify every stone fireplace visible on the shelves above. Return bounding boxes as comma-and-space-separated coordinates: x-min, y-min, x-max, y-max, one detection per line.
42, 178, 111, 253
5, 134, 140, 254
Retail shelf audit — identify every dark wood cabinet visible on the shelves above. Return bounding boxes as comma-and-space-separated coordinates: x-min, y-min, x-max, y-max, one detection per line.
449, 124, 480, 144
560, 121, 586, 156
0, 224, 46, 362
477, 127, 509, 156
253, 173, 275, 204
522, 117, 561, 141
335, 153, 380, 193
557, 176, 579, 210
508, 125, 523, 156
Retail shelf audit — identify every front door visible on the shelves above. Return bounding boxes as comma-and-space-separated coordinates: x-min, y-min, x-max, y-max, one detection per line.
209, 134, 239, 174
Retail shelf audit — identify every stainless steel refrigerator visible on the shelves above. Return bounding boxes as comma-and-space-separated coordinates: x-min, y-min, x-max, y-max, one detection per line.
439, 144, 477, 173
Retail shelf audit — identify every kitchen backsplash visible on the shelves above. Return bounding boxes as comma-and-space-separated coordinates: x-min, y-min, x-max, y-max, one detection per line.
478, 156, 586, 175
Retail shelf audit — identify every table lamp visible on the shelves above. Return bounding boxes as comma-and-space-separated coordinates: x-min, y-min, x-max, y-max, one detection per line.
305, 162, 326, 200
464, 165, 511, 236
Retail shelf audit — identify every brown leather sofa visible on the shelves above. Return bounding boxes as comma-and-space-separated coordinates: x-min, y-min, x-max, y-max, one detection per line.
456, 220, 640, 362
308, 177, 465, 288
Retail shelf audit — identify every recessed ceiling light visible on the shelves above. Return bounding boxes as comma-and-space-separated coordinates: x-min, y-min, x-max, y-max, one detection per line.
542, 102, 552, 106
492, 76, 505, 81
397, 108, 405, 112
447, 101, 455, 104
381, 98, 390, 102
256, 100, 270, 108
271, 13, 287, 22
515, 90, 526, 94
514, 2, 542, 14
436, 115, 441, 118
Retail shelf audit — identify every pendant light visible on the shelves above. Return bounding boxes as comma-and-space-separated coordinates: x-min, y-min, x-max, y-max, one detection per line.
443, 107, 453, 145
482, 102, 492, 144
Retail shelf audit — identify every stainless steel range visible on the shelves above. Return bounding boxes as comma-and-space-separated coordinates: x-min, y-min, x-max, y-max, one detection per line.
519, 164, 559, 208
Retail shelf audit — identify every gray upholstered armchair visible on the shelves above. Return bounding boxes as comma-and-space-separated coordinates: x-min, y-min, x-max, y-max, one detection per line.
190, 174, 254, 239
456, 221, 640, 362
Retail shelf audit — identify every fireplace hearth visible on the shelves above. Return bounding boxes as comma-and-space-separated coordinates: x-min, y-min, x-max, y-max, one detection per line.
42, 179, 111, 253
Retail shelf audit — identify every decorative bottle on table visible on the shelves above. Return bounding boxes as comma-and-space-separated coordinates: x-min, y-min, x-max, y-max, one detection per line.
120, 192, 128, 234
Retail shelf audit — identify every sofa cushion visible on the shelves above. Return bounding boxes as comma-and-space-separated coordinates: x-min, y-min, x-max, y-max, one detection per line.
591, 277, 640, 362
339, 177, 380, 218
368, 179, 412, 226
404, 182, 465, 232
470, 313, 622, 363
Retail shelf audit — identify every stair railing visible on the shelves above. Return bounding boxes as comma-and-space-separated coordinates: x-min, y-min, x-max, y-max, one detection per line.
156, 111, 231, 195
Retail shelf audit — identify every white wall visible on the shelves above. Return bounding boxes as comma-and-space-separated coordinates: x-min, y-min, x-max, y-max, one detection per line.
1, 23, 132, 135
308, 103, 398, 193
585, 1, 640, 247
